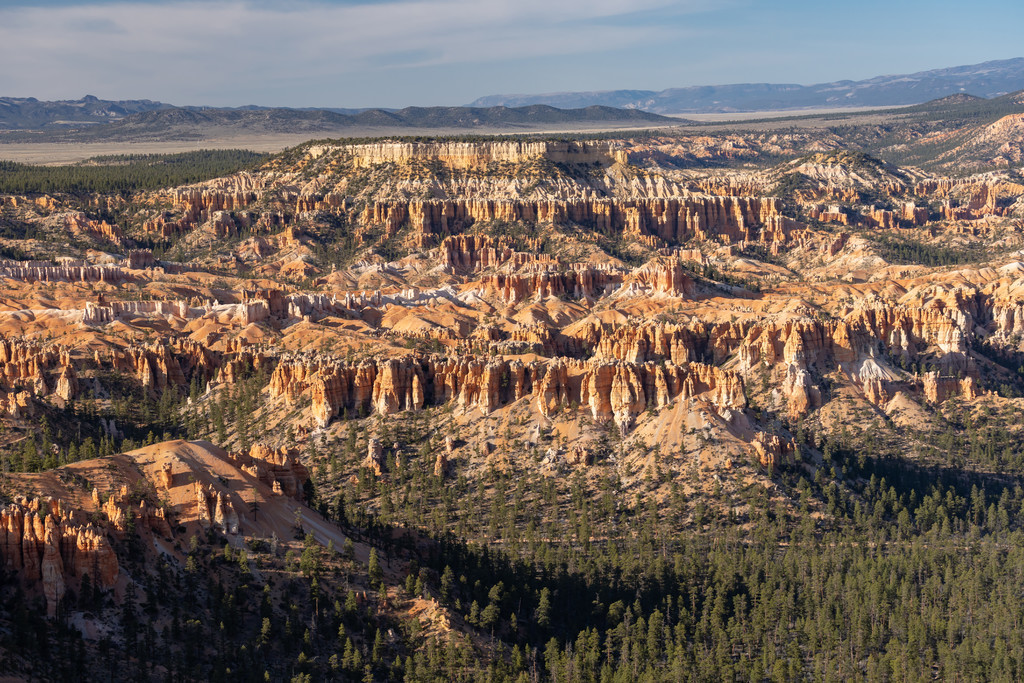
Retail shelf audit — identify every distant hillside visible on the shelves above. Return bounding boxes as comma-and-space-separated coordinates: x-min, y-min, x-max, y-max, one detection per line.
0, 104, 679, 143
0, 95, 172, 129
469, 57, 1024, 113
0, 96, 392, 131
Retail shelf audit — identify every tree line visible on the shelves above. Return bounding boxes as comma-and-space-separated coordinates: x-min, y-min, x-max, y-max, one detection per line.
0, 150, 267, 195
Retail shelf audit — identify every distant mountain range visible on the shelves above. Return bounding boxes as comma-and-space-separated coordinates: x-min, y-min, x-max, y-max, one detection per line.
0, 95, 170, 129
4, 57, 1022, 140
0, 97, 675, 137
468, 57, 1024, 113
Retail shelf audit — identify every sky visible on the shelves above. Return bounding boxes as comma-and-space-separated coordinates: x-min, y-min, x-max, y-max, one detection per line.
1, 0, 1021, 108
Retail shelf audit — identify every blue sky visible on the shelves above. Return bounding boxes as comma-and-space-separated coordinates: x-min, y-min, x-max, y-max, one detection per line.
1, 0, 1021, 108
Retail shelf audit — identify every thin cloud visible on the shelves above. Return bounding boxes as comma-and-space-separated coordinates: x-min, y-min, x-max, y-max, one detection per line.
0, 0, 698, 105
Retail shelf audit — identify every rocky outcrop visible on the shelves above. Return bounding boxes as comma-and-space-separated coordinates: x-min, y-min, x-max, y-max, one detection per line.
0, 390, 34, 418
481, 264, 626, 304
0, 263, 128, 284
437, 234, 553, 272
127, 249, 156, 269
727, 304, 977, 416
218, 342, 273, 385
264, 293, 992, 427
240, 443, 310, 499
286, 293, 351, 321
242, 287, 289, 316
271, 353, 745, 431
272, 355, 541, 427
80, 294, 277, 329
0, 337, 78, 405
807, 201, 929, 228
372, 359, 426, 414
753, 309, 968, 415
625, 260, 695, 297
0, 259, 54, 269
100, 485, 172, 538
159, 464, 174, 489
54, 366, 78, 403
571, 359, 745, 430
343, 140, 626, 169
112, 343, 188, 395
585, 321, 707, 364
145, 179, 270, 238
109, 338, 220, 395
435, 437, 455, 477
779, 366, 821, 419
286, 287, 480, 321
171, 187, 258, 217
988, 302, 1024, 339
566, 446, 593, 467
41, 515, 65, 617
83, 300, 191, 324
65, 212, 122, 245
1, 496, 119, 617
364, 438, 386, 476
434, 451, 449, 477
479, 259, 694, 305
921, 371, 978, 404
194, 483, 240, 535
351, 195, 793, 246
914, 178, 1021, 220
750, 432, 797, 471
157, 185, 794, 249
1, 195, 58, 212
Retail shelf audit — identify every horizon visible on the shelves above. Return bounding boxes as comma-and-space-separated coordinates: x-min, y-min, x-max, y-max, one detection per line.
3, 56, 1022, 112
1, 0, 1022, 109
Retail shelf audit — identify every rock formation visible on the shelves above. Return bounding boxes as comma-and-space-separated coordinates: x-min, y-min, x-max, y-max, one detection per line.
101, 485, 172, 538
0, 337, 78, 406
270, 353, 745, 431
921, 371, 978, 404
750, 432, 797, 471
434, 450, 449, 477
364, 438, 386, 476
240, 443, 310, 499
0, 263, 128, 284
194, 483, 240, 535
65, 212, 122, 245
481, 264, 627, 304
1, 496, 119, 617
438, 234, 553, 272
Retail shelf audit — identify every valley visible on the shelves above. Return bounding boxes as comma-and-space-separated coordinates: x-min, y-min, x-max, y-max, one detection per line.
1, 90, 1024, 680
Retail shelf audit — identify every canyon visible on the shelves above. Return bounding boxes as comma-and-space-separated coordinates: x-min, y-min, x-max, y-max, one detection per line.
2, 111, 1024, 680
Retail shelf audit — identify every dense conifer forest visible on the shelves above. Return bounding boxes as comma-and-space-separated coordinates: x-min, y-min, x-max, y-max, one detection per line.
0, 150, 267, 195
